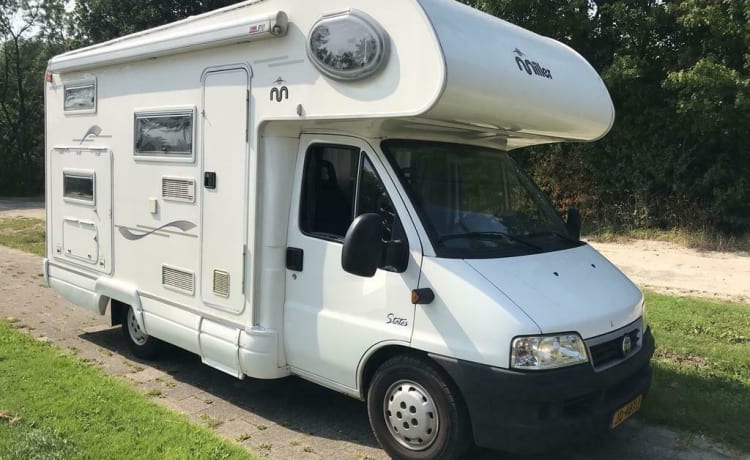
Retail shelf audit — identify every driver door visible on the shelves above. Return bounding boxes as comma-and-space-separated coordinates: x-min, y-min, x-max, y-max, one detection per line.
284, 134, 422, 390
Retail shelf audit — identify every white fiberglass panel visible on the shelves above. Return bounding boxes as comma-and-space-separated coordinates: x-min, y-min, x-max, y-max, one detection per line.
419, 0, 615, 144
465, 244, 643, 340
200, 68, 249, 313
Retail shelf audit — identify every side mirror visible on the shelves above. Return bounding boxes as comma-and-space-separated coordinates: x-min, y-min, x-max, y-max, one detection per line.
342, 213, 384, 277
566, 207, 582, 241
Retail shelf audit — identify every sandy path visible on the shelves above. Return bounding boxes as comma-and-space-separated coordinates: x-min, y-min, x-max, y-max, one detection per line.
0, 198, 45, 219
589, 240, 750, 302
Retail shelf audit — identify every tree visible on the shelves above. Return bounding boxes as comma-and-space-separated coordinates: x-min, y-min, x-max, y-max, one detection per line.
464, 0, 750, 232
0, 0, 58, 195
70, 0, 240, 45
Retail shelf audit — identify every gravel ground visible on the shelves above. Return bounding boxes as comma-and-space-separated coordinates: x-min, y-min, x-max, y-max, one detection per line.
0, 198, 747, 459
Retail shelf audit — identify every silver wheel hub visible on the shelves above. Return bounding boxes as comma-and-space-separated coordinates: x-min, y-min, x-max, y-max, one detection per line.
383, 380, 439, 451
126, 308, 148, 346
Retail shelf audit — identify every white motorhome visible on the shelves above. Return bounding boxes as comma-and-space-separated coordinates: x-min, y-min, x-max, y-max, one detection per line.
44, 1, 654, 458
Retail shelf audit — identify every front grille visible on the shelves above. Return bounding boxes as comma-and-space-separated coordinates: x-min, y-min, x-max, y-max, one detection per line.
589, 328, 640, 369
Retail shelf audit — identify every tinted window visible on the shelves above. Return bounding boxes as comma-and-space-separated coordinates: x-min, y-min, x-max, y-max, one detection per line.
134, 111, 193, 156
300, 145, 359, 239
383, 140, 580, 259
300, 144, 402, 243
64, 82, 96, 112
63, 172, 94, 203
308, 11, 389, 81
357, 156, 396, 241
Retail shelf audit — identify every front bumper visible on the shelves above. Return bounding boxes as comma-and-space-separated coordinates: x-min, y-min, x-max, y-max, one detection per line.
430, 327, 655, 454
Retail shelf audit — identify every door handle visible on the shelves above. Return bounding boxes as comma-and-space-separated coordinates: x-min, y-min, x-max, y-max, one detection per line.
204, 172, 217, 189
286, 247, 304, 272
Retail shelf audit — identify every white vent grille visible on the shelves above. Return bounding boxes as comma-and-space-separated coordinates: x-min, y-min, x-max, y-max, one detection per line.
213, 270, 230, 298
162, 265, 195, 294
161, 177, 195, 203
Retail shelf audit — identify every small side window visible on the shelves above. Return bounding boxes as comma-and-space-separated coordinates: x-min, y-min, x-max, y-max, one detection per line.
134, 110, 194, 157
64, 80, 96, 113
63, 171, 95, 205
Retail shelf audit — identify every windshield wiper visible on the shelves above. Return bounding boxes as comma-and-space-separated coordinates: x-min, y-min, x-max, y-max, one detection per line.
436, 232, 542, 251
524, 231, 580, 244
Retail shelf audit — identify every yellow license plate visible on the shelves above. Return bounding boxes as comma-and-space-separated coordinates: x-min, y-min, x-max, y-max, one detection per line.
611, 394, 643, 429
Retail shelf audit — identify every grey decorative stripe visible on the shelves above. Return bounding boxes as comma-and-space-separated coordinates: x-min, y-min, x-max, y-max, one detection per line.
118, 220, 196, 241
268, 59, 305, 68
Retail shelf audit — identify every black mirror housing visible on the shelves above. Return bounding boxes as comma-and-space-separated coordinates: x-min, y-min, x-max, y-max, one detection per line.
342, 213, 384, 277
566, 207, 582, 241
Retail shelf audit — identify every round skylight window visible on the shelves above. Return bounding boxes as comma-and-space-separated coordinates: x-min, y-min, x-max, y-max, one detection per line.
308, 10, 390, 81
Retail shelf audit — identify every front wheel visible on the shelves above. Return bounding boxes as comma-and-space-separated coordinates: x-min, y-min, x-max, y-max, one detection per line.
121, 305, 161, 359
367, 355, 472, 460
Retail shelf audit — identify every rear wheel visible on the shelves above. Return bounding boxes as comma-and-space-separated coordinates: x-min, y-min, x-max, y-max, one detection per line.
367, 355, 472, 460
121, 305, 161, 359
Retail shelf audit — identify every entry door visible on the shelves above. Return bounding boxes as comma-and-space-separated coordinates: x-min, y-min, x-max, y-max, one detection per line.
201, 67, 249, 312
284, 135, 422, 389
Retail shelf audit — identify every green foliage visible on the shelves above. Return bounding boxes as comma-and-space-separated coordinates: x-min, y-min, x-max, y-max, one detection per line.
0, 320, 254, 459
472, 0, 750, 233
1, 1, 749, 232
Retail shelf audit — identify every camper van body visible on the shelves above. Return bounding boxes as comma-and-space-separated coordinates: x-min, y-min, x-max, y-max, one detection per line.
44, 0, 653, 457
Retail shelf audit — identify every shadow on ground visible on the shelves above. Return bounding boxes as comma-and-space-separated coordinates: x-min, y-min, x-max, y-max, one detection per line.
78, 327, 666, 460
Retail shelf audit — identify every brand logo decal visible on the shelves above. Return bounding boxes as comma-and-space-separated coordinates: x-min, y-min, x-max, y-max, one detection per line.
386, 313, 408, 327
270, 77, 289, 102
514, 48, 553, 80
621, 335, 632, 356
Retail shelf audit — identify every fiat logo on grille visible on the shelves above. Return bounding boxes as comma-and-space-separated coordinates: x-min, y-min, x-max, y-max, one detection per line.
622, 335, 633, 356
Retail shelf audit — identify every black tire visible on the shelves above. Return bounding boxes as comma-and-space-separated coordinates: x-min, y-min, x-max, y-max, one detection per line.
121, 304, 161, 359
367, 355, 472, 460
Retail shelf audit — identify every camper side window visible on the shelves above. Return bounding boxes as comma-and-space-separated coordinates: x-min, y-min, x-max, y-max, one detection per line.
300, 144, 402, 244
64, 80, 96, 113
63, 171, 95, 205
134, 110, 194, 157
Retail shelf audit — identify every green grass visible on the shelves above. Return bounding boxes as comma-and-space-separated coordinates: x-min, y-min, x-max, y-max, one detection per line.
587, 227, 750, 253
0, 218, 45, 256
642, 291, 750, 451
0, 321, 253, 460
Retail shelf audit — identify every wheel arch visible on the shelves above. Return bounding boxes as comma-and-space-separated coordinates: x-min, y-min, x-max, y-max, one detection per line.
358, 344, 465, 402
94, 277, 145, 330
359, 344, 419, 400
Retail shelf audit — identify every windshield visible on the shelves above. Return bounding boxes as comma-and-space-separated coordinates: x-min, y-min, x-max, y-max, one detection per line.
382, 140, 582, 258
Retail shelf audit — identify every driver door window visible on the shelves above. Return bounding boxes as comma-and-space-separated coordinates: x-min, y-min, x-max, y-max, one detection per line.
300, 144, 403, 245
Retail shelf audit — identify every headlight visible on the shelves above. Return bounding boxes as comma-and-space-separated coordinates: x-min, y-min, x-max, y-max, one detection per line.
511, 334, 589, 370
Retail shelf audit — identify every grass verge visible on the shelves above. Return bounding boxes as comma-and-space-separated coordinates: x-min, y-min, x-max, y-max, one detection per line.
642, 291, 750, 451
0, 321, 253, 460
0, 218, 45, 257
587, 227, 750, 253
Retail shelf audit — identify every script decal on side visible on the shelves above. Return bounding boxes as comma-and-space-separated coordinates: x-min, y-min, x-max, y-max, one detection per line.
386, 314, 408, 327
513, 48, 553, 80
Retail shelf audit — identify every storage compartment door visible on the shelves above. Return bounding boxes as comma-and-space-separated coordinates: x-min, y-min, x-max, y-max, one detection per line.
49, 148, 113, 273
